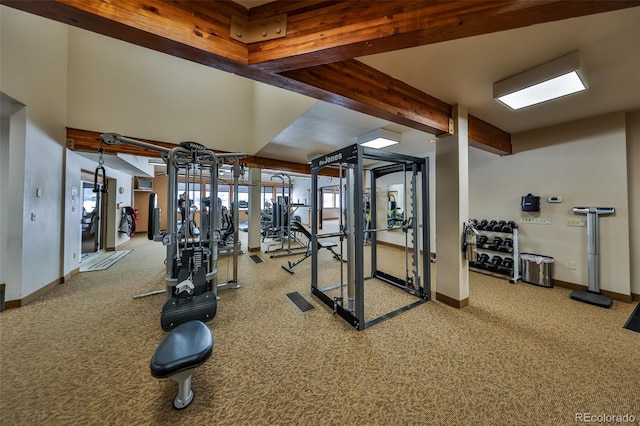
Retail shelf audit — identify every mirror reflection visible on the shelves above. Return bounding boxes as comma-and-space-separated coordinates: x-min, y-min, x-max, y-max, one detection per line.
387, 184, 404, 230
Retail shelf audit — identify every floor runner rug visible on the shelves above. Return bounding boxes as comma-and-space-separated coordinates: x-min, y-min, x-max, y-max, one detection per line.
80, 250, 132, 272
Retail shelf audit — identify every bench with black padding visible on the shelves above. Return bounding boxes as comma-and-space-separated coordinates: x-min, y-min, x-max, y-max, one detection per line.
150, 320, 213, 409
282, 221, 344, 274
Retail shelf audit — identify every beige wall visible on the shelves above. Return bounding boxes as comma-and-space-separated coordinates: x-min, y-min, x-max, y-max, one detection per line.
66, 27, 254, 152
1, 6, 68, 301
470, 112, 631, 296
252, 83, 317, 153
65, 27, 316, 156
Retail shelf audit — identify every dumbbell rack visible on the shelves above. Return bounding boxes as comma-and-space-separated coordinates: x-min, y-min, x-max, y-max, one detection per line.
469, 219, 520, 284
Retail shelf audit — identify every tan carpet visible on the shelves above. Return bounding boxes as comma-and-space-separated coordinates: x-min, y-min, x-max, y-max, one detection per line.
0, 234, 638, 425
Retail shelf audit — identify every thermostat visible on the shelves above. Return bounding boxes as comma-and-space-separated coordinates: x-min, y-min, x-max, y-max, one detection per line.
548, 196, 562, 203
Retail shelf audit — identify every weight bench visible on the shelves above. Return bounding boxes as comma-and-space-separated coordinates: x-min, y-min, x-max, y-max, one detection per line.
282, 221, 343, 274
150, 320, 213, 410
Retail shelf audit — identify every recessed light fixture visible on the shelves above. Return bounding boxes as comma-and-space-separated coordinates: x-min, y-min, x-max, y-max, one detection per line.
493, 51, 588, 110
357, 128, 401, 149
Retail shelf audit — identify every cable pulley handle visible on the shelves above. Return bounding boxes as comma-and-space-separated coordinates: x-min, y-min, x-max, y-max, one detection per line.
93, 165, 108, 193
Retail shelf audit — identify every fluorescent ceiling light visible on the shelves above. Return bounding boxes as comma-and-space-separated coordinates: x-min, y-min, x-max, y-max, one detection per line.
494, 51, 588, 110
357, 128, 401, 149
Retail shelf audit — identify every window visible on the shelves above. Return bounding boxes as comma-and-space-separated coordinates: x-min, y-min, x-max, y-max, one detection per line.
218, 184, 230, 209
323, 188, 337, 208
177, 182, 202, 211
261, 186, 274, 210
237, 185, 249, 208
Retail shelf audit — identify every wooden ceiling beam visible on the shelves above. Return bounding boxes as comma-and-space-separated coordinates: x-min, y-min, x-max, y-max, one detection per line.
248, 0, 639, 72
281, 59, 452, 136
2, 0, 251, 73
280, 60, 511, 153
9, 1, 621, 155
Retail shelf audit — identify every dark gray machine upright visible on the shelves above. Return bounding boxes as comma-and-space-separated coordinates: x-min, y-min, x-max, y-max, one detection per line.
309, 144, 430, 330
570, 207, 615, 308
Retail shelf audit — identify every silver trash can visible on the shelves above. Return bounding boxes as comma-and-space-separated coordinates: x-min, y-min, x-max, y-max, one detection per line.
520, 253, 554, 287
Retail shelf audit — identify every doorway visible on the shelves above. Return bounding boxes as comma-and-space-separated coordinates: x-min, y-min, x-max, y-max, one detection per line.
81, 180, 105, 259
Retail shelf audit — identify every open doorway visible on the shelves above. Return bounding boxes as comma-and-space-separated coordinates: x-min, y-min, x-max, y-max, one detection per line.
80, 179, 105, 259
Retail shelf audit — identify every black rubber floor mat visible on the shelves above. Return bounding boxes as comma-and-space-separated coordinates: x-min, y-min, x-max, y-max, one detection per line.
250, 255, 264, 264
623, 303, 640, 333
285, 291, 315, 313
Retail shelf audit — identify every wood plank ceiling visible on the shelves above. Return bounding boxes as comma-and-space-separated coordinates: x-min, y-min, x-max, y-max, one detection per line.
4, 0, 637, 157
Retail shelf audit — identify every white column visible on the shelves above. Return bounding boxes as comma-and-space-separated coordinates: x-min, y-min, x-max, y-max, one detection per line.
435, 105, 470, 308
247, 167, 262, 252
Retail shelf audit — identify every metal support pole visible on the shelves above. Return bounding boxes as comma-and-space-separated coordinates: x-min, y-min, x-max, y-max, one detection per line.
211, 158, 220, 297
231, 161, 241, 283
411, 163, 421, 288
422, 158, 431, 298
165, 149, 179, 299
311, 168, 319, 292
353, 150, 365, 326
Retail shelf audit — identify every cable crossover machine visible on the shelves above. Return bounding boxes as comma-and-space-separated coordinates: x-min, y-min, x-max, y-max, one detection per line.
100, 133, 245, 327
310, 144, 431, 331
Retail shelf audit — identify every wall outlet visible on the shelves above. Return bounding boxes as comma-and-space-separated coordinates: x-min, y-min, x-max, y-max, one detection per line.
566, 218, 586, 227
568, 261, 577, 270
73, 252, 77, 259
520, 217, 551, 225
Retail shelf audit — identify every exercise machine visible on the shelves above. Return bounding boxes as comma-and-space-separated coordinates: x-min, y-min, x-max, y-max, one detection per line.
281, 220, 343, 274
570, 206, 615, 308
263, 172, 307, 257
100, 133, 244, 307
100, 132, 243, 410
310, 144, 431, 330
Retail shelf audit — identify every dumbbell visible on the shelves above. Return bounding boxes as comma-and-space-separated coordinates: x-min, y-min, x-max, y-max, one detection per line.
502, 220, 517, 232
492, 220, 506, 231
487, 236, 503, 251
486, 255, 503, 272
477, 235, 489, 248
497, 257, 514, 275
498, 238, 513, 253
471, 253, 489, 268
476, 219, 488, 231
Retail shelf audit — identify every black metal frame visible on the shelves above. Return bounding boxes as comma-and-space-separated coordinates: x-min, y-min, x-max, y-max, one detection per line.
310, 144, 431, 330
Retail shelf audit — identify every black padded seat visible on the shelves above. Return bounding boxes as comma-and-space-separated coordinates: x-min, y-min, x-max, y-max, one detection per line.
150, 320, 213, 379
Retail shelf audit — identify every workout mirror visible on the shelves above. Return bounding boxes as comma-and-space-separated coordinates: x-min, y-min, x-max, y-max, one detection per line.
386, 184, 404, 230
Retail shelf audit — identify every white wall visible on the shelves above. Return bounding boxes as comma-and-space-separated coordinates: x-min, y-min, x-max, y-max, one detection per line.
67, 27, 255, 153
62, 150, 82, 276
252, 84, 317, 153
470, 112, 631, 296
290, 176, 312, 225
626, 110, 640, 296
62, 151, 135, 276
4, 108, 27, 301
1, 6, 69, 300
